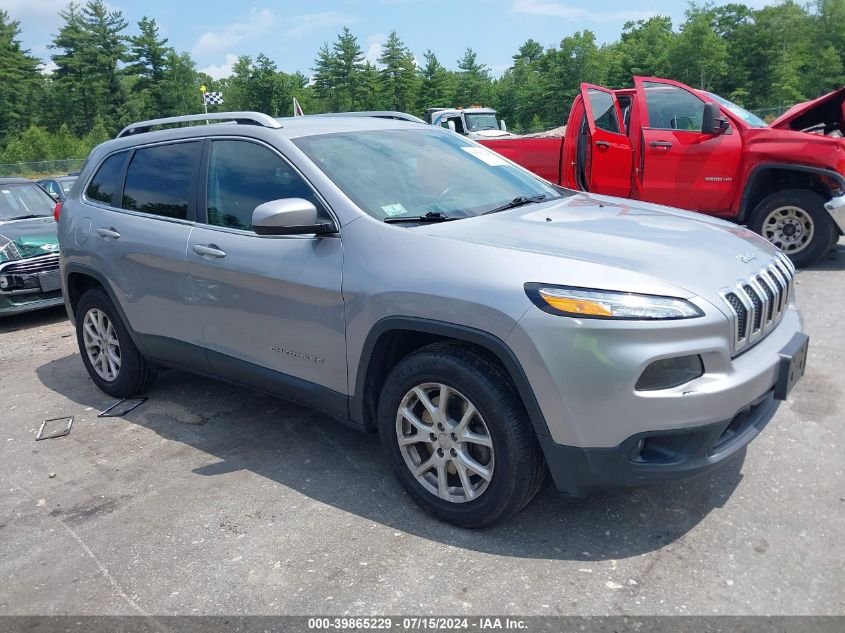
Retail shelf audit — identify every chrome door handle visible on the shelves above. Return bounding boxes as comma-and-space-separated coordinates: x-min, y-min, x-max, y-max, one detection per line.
649, 141, 673, 148
96, 227, 121, 239
192, 244, 226, 258
595, 140, 611, 148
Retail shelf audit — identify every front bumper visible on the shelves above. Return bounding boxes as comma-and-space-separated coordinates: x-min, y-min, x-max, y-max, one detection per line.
825, 193, 845, 233
0, 253, 64, 316
0, 292, 64, 316
540, 388, 779, 497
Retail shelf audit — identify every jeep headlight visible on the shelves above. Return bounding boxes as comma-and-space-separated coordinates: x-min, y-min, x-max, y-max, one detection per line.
525, 284, 703, 320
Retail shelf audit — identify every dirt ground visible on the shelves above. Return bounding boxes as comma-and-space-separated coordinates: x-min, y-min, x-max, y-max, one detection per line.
0, 242, 843, 616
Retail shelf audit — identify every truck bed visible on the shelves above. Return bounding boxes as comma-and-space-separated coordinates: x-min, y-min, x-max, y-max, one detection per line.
478, 137, 565, 184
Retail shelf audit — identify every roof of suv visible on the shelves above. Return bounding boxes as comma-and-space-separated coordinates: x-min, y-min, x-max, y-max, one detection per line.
0, 178, 35, 185
92, 114, 428, 163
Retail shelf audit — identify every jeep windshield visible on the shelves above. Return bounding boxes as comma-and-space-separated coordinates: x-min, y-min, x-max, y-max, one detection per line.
465, 113, 501, 132
293, 128, 561, 221
0, 184, 55, 221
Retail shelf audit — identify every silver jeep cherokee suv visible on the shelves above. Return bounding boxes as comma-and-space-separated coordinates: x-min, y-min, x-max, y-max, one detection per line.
58, 112, 809, 527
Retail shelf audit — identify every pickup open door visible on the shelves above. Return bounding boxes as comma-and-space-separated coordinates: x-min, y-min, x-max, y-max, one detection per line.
564, 84, 633, 197
631, 76, 742, 213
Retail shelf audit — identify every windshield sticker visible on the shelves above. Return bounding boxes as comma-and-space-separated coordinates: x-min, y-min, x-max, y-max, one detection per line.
461, 146, 509, 166
381, 203, 408, 217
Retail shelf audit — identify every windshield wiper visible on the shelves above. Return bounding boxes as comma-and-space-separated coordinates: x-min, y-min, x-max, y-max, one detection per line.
384, 211, 457, 224
7, 214, 47, 220
483, 194, 549, 215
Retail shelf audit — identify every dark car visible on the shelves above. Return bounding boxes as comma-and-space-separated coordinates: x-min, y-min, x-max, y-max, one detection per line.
36, 176, 77, 201
0, 178, 63, 316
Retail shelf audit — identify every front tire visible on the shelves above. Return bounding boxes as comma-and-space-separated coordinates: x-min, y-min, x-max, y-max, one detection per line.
748, 189, 835, 267
75, 288, 156, 398
377, 343, 545, 528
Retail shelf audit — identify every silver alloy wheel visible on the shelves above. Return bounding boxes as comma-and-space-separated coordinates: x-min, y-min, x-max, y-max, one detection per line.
395, 382, 494, 503
82, 308, 121, 382
761, 206, 814, 254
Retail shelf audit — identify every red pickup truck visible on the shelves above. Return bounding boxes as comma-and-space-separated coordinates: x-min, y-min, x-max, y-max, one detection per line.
480, 77, 845, 267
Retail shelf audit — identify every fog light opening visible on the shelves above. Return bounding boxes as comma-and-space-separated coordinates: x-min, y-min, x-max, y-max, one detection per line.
636, 355, 704, 391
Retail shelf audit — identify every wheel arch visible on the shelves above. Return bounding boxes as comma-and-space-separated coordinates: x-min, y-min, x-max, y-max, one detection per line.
351, 317, 551, 438
739, 162, 845, 225
64, 263, 146, 352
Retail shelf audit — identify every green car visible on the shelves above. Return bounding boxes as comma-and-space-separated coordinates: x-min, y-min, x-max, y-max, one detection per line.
0, 178, 63, 316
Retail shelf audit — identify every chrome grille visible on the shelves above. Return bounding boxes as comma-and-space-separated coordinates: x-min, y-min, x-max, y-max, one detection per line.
0, 253, 60, 276
720, 253, 795, 354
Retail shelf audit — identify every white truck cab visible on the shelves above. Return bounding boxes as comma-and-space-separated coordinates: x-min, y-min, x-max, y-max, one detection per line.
424, 107, 509, 139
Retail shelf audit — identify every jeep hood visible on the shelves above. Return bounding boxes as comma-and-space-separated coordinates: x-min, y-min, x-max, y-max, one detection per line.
770, 86, 845, 134
0, 216, 60, 263
418, 193, 782, 301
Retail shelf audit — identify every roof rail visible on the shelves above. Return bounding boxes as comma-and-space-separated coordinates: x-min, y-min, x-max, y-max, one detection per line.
117, 112, 282, 138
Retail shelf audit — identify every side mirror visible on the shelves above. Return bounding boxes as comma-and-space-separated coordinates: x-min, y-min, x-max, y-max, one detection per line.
447, 120, 457, 133
500, 120, 507, 132
702, 102, 729, 135
252, 198, 336, 236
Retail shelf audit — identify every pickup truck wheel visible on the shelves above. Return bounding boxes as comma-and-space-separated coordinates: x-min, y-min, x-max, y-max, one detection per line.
75, 288, 156, 398
749, 189, 835, 267
377, 343, 545, 528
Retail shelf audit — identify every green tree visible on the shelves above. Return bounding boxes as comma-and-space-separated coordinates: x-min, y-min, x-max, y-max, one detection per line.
126, 16, 170, 118
333, 27, 365, 110
377, 31, 418, 112
608, 16, 674, 87
454, 48, 491, 105
82, 0, 128, 129
0, 11, 41, 145
160, 50, 200, 116
51, 1, 128, 134
417, 50, 452, 111
669, 5, 728, 90
312, 43, 339, 111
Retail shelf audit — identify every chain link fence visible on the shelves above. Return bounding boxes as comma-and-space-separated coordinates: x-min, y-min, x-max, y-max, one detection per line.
0, 159, 87, 179
749, 105, 792, 122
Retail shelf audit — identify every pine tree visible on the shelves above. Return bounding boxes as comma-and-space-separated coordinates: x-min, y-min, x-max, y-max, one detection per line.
126, 17, 170, 118
332, 27, 365, 110
377, 31, 418, 112
82, 0, 128, 130
312, 43, 339, 111
454, 48, 490, 106
0, 11, 41, 145
417, 50, 452, 112
160, 50, 200, 116
51, 1, 128, 134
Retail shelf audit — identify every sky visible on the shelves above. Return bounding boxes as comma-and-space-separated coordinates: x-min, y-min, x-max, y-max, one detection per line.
6, 0, 775, 80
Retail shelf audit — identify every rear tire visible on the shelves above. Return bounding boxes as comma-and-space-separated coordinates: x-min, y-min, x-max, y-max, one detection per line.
748, 189, 835, 267
75, 288, 156, 398
377, 343, 545, 528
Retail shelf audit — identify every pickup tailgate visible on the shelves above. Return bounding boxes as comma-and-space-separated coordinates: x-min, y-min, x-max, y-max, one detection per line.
478, 137, 564, 184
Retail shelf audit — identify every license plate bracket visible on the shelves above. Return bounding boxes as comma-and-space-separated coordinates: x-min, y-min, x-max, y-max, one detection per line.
774, 333, 809, 401
38, 270, 61, 292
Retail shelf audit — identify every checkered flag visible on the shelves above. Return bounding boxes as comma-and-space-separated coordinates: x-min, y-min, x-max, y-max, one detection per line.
203, 92, 224, 105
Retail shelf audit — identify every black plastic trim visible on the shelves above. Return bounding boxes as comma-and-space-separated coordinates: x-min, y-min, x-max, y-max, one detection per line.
540, 389, 779, 497
352, 316, 551, 437
135, 333, 351, 423
739, 162, 845, 223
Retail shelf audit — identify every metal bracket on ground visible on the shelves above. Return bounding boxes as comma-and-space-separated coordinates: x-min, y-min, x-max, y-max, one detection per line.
35, 416, 74, 441
98, 397, 148, 418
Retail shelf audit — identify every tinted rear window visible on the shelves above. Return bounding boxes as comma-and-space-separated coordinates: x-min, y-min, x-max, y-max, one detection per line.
86, 151, 129, 205
122, 143, 198, 220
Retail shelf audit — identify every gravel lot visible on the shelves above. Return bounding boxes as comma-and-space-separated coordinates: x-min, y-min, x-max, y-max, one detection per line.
1, 242, 843, 617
